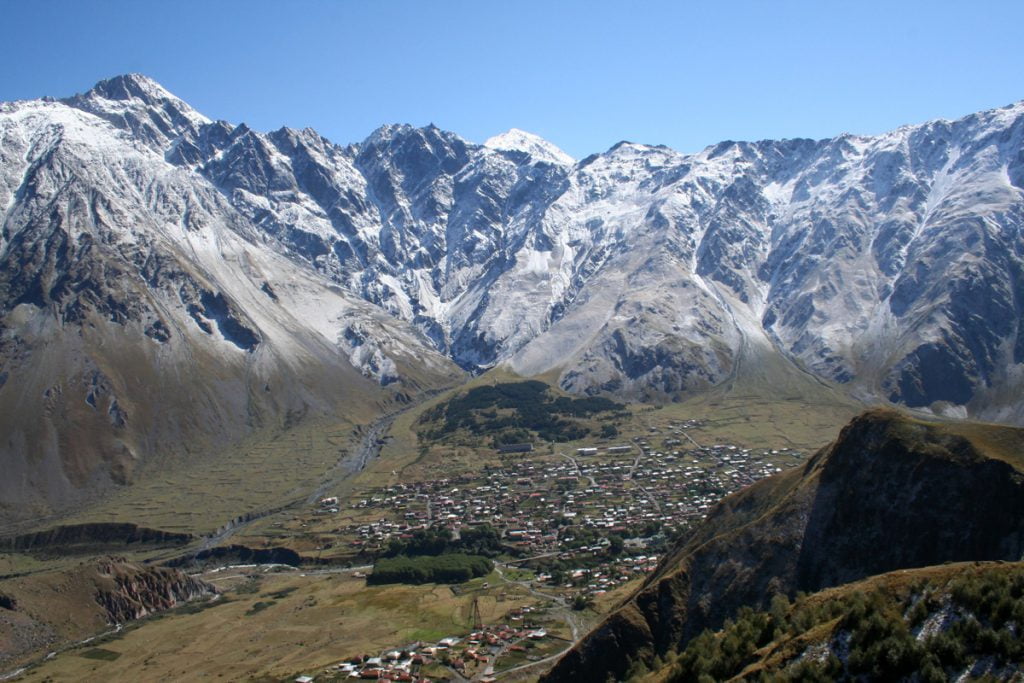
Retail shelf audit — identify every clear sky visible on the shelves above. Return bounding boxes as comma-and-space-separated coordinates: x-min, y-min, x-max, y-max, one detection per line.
3, 0, 1023, 159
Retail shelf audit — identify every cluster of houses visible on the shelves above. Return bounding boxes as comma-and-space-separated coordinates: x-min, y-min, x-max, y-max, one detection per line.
287, 421, 808, 680
328, 432, 802, 564
539, 554, 662, 598
295, 619, 553, 682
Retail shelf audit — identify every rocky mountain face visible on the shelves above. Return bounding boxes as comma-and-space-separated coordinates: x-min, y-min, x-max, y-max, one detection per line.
91, 557, 215, 623
1, 75, 1023, 518
540, 409, 1024, 682
0, 76, 463, 522
117, 80, 1024, 420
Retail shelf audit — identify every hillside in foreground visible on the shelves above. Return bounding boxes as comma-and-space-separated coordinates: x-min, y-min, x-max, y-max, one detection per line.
652, 561, 1024, 681
542, 409, 1024, 682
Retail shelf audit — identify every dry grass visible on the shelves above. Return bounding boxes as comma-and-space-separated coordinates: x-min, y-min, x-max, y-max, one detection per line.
51, 416, 361, 536
591, 577, 645, 615
15, 568, 541, 682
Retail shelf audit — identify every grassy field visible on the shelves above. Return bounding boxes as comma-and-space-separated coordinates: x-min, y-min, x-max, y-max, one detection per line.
0, 553, 62, 577
645, 392, 862, 453
50, 415, 362, 536
13, 568, 541, 682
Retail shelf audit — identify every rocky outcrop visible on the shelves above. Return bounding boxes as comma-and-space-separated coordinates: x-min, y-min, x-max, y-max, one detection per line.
165, 544, 303, 568
542, 410, 1024, 682
92, 558, 216, 623
0, 558, 216, 668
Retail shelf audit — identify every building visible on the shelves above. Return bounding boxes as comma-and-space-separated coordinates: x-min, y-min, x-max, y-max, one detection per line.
496, 443, 534, 454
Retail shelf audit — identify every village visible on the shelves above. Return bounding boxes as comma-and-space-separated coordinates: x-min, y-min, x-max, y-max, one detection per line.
283, 421, 806, 681
339, 428, 801, 578
293, 610, 568, 683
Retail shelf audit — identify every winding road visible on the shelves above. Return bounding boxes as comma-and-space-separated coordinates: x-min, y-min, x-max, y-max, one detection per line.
473, 564, 585, 681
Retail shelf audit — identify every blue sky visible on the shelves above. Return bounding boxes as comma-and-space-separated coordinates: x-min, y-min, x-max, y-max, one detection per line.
3, 0, 1023, 158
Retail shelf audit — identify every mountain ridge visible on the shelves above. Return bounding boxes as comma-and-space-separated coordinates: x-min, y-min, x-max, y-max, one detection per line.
0, 78, 464, 524
2, 75, 1023, 522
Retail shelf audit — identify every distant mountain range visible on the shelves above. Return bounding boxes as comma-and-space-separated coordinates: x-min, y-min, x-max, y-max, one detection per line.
1, 75, 1022, 518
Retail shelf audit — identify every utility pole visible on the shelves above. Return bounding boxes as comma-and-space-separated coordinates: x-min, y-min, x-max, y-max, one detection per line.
470, 595, 484, 630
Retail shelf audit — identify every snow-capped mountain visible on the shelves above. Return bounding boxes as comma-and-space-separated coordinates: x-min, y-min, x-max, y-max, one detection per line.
0, 76, 462, 520
2, 74, 1023, 516
117, 71, 1017, 420
484, 128, 576, 166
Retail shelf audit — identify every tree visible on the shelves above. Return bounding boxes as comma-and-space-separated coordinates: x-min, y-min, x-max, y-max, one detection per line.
573, 594, 594, 611
607, 534, 625, 556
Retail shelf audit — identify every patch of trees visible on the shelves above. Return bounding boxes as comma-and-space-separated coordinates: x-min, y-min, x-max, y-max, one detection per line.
367, 553, 493, 585
670, 605, 778, 682
667, 567, 1024, 682
418, 381, 624, 444
383, 525, 503, 558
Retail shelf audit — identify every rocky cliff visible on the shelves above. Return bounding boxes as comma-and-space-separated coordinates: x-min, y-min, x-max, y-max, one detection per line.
1, 522, 193, 554
92, 557, 215, 623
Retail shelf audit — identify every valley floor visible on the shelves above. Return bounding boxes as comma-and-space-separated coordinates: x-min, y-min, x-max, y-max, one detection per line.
1, 382, 864, 681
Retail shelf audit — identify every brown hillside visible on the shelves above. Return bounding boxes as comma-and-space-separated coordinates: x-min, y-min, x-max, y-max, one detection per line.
542, 409, 1024, 682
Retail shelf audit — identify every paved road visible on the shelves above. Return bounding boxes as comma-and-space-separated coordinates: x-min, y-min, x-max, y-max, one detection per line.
559, 452, 596, 488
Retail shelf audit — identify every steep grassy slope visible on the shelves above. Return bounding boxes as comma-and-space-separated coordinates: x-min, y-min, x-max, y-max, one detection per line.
542, 409, 1024, 682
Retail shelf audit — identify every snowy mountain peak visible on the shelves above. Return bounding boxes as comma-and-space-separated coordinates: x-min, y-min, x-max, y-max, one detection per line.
85, 74, 179, 104
484, 128, 574, 165
360, 122, 469, 155
63, 74, 210, 144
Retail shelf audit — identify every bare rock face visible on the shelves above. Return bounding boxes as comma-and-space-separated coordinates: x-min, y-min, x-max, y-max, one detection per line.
541, 410, 1024, 682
